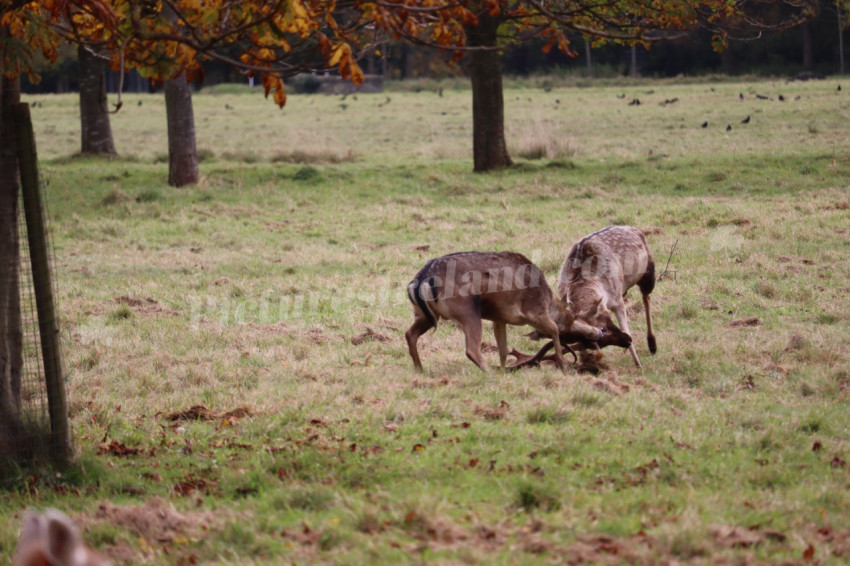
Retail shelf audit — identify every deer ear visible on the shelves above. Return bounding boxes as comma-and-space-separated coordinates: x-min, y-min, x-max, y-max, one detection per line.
45, 510, 81, 564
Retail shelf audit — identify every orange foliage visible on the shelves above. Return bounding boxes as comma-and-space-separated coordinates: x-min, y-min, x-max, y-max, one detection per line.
1, 0, 811, 101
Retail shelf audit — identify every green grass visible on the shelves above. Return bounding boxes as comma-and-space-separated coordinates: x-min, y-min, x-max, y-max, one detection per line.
3, 77, 849, 564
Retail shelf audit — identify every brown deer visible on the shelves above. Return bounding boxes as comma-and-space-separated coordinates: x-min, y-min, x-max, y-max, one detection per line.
405, 251, 605, 372
556, 225, 657, 368
14, 509, 111, 566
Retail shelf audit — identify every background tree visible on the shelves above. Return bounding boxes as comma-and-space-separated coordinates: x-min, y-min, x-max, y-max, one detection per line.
78, 45, 116, 154
362, 0, 812, 172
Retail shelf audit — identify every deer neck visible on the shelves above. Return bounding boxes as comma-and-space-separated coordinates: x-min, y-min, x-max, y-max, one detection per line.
568, 281, 606, 319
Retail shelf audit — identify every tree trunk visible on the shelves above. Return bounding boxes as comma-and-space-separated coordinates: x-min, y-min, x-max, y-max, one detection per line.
630, 45, 639, 77
78, 45, 117, 155
467, 12, 512, 173
164, 75, 199, 187
801, 21, 813, 70
0, 75, 26, 459
584, 38, 593, 77
835, 0, 844, 75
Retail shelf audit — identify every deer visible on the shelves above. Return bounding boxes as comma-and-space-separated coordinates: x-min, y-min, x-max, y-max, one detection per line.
14, 509, 111, 566
405, 251, 606, 372
557, 225, 657, 368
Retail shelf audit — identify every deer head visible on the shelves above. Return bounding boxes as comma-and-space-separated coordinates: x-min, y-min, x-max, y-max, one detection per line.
14, 509, 111, 566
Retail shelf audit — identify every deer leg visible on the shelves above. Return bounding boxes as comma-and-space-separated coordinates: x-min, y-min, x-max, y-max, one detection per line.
462, 317, 490, 372
405, 314, 434, 372
612, 302, 642, 369
643, 293, 657, 354
539, 317, 568, 374
493, 321, 508, 370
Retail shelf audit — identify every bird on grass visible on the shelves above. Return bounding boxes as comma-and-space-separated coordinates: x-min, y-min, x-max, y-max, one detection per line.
701, 121, 708, 128
741, 116, 750, 124
726, 124, 732, 131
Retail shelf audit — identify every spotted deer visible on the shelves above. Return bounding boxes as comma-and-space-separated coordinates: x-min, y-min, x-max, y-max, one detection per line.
405, 252, 605, 372
557, 225, 657, 368
14, 509, 111, 566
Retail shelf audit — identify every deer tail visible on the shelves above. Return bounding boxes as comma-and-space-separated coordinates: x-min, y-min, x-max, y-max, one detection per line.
408, 277, 438, 330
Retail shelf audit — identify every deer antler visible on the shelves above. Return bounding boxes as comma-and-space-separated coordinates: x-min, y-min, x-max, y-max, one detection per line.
507, 340, 577, 371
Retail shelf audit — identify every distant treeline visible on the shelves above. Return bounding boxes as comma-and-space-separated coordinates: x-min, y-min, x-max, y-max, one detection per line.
22, 12, 846, 94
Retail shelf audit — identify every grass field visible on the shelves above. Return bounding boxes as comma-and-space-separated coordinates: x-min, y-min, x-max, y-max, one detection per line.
2, 76, 849, 564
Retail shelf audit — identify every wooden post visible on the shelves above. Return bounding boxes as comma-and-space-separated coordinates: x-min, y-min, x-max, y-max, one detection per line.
14, 103, 70, 463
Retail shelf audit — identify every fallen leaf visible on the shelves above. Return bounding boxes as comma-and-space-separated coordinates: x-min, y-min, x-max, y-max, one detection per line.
803, 543, 815, 560
97, 441, 140, 457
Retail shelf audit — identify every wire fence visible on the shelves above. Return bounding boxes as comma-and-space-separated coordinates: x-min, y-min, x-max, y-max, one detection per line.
0, 103, 70, 467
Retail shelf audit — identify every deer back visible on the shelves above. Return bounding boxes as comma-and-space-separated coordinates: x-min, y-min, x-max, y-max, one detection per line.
408, 252, 570, 326
558, 225, 652, 301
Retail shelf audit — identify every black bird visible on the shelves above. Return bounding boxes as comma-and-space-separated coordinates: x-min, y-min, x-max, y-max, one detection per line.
629, 98, 641, 106
741, 116, 750, 124
778, 94, 785, 101
726, 124, 732, 131
739, 93, 744, 101
838, 85, 842, 91
137, 100, 143, 106
701, 121, 708, 128
756, 94, 769, 100
555, 99, 560, 104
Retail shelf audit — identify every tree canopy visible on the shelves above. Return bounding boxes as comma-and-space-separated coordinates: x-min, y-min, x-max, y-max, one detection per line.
1, 0, 367, 107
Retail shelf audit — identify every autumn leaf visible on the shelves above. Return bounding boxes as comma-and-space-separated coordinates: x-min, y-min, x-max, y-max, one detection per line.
803, 543, 815, 560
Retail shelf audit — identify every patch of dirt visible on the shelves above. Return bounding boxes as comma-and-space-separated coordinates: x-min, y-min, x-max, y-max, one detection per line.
590, 376, 630, 395
640, 226, 666, 235
777, 255, 816, 265
351, 326, 392, 345
709, 524, 787, 548
163, 404, 253, 422
480, 342, 500, 353
114, 295, 178, 316
473, 401, 510, 421
729, 316, 760, 328
305, 326, 342, 345
79, 497, 228, 562
561, 532, 655, 564
808, 524, 850, 557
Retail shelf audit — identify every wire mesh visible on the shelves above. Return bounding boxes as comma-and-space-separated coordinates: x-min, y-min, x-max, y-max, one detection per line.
0, 121, 69, 465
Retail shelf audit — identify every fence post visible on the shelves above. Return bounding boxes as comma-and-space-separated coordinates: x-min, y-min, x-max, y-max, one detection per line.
14, 102, 70, 463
